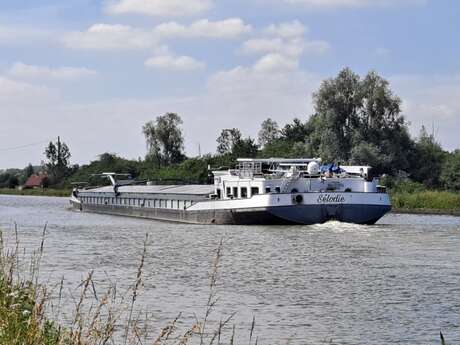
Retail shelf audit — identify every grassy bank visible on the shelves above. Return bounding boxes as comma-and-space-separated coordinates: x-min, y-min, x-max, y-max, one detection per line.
0, 188, 71, 197
391, 190, 460, 215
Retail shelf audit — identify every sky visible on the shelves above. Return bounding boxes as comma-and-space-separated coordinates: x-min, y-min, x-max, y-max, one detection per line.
0, 0, 459, 169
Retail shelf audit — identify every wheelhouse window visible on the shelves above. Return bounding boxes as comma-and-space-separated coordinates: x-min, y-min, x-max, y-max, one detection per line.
241, 187, 247, 198
265, 187, 271, 193
275, 186, 281, 193
233, 187, 238, 198
251, 187, 259, 196
226, 187, 232, 198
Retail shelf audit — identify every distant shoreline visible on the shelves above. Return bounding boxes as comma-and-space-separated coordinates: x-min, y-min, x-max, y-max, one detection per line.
0, 188, 71, 197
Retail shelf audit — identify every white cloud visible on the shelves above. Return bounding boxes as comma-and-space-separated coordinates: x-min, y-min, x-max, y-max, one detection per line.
106, 0, 212, 17
240, 21, 329, 73
62, 19, 251, 51
253, 53, 298, 72
145, 54, 205, 71
202, 66, 320, 142
242, 38, 286, 55
242, 37, 328, 58
281, 0, 426, 9
242, 20, 329, 59
241, 38, 330, 57
0, 76, 58, 105
62, 24, 157, 50
8, 62, 97, 81
390, 74, 460, 150
154, 18, 252, 39
264, 20, 307, 38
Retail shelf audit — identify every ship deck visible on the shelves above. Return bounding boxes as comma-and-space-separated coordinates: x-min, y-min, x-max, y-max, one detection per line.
80, 184, 215, 196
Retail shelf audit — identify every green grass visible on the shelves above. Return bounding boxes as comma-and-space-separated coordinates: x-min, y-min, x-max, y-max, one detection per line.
0, 188, 71, 197
391, 190, 460, 213
0, 278, 61, 345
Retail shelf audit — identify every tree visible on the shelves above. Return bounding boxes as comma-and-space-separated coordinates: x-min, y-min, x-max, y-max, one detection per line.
306, 68, 412, 173
19, 163, 35, 185
24, 164, 34, 178
232, 137, 259, 158
143, 113, 185, 167
280, 118, 309, 143
0, 172, 20, 189
216, 128, 258, 158
258, 118, 280, 147
410, 126, 445, 187
440, 150, 460, 191
216, 128, 242, 155
44, 137, 71, 183
7, 175, 19, 189
350, 142, 380, 168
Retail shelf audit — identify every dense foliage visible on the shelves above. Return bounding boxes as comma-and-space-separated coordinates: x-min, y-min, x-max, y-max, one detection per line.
143, 112, 186, 168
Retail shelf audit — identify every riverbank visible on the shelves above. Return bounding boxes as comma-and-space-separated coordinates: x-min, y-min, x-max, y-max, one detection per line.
0, 187, 71, 197
390, 191, 460, 216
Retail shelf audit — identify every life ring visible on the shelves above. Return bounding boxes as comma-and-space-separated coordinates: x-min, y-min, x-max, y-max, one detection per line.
293, 194, 303, 204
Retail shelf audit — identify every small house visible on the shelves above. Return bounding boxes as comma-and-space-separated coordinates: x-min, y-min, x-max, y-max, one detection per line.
24, 174, 48, 189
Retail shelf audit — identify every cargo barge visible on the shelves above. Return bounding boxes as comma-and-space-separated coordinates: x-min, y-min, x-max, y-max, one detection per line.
69, 158, 391, 225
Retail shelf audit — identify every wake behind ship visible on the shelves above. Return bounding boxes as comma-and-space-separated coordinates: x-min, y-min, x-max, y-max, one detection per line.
70, 158, 391, 225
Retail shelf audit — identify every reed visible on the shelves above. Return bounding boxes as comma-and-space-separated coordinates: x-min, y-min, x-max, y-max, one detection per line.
0, 225, 251, 345
391, 190, 460, 212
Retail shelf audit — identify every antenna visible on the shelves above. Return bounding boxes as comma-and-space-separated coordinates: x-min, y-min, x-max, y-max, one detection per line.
198, 143, 201, 157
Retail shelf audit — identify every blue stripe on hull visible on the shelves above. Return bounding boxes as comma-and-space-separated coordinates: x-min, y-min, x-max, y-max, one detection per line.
267, 204, 391, 225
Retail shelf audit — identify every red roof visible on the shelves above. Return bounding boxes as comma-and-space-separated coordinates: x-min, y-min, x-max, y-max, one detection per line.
24, 174, 47, 188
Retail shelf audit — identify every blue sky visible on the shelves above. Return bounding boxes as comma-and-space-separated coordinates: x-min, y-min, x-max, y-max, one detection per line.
1, 0, 459, 168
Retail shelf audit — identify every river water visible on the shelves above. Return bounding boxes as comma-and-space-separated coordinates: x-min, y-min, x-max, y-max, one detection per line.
0, 194, 460, 344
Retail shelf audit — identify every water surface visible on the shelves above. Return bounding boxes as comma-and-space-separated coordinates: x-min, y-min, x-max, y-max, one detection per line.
1, 195, 459, 344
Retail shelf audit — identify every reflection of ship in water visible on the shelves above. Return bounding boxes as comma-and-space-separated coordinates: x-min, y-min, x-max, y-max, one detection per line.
70, 158, 391, 225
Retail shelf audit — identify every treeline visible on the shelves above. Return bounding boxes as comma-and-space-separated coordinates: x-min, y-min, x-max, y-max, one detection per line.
1, 68, 459, 191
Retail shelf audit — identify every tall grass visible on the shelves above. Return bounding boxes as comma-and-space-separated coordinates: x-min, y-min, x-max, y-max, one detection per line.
0, 225, 255, 345
391, 190, 460, 211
